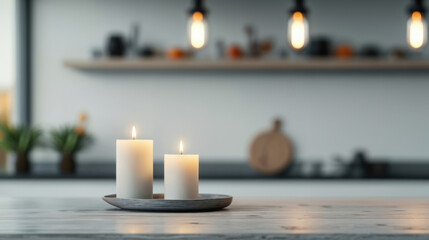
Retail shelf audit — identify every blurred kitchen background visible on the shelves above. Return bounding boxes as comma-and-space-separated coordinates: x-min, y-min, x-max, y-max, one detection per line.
2, 0, 429, 180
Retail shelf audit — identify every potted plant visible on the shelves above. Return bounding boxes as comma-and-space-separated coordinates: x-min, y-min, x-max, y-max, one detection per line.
51, 117, 92, 174
0, 123, 42, 173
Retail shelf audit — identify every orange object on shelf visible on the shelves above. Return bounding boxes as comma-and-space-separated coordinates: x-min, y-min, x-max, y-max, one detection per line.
167, 48, 186, 60
227, 45, 244, 59
260, 41, 273, 54
335, 44, 354, 59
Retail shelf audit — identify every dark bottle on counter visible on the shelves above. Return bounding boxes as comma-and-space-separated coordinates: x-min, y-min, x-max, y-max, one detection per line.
106, 34, 125, 57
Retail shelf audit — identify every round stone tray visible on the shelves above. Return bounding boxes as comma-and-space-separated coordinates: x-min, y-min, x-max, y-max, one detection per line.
103, 193, 233, 212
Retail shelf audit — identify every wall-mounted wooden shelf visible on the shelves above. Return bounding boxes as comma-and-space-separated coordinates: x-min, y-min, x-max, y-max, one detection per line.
63, 59, 429, 71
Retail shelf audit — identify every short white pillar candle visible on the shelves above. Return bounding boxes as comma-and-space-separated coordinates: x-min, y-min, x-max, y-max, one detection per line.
116, 126, 153, 199
164, 140, 199, 200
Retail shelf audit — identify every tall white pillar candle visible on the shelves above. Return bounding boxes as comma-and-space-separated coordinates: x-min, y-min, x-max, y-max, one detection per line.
164, 140, 199, 200
116, 126, 153, 199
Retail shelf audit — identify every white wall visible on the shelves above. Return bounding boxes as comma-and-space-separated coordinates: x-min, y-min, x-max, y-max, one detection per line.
0, 0, 16, 91
32, 0, 429, 163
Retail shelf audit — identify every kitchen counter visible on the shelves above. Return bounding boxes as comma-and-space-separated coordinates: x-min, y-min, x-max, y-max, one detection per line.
2, 179, 429, 198
2, 180, 429, 239
3, 161, 429, 179
1, 197, 429, 239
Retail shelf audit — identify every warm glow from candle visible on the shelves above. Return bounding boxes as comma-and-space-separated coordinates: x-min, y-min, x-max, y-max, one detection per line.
190, 11, 206, 49
408, 11, 427, 49
179, 140, 184, 155
132, 126, 136, 140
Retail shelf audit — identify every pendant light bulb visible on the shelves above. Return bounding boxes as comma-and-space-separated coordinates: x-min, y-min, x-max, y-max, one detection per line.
407, 0, 427, 49
287, 0, 309, 51
188, 0, 208, 49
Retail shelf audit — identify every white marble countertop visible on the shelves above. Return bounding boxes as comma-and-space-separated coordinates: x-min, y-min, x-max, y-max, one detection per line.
1, 180, 429, 239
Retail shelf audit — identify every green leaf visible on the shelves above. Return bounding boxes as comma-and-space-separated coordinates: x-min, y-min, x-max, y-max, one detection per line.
50, 125, 92, 154
0, 123, 41, 153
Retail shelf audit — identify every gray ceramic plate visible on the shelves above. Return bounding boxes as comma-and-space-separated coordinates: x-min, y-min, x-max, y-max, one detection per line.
103, 193, 233, 212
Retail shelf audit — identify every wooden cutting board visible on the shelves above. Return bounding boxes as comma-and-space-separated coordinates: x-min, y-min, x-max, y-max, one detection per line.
249, 119, 293, 175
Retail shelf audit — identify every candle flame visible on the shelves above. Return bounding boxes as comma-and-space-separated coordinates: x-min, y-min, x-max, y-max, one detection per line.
179, 140, 183, 155
132, 126, 136, 140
